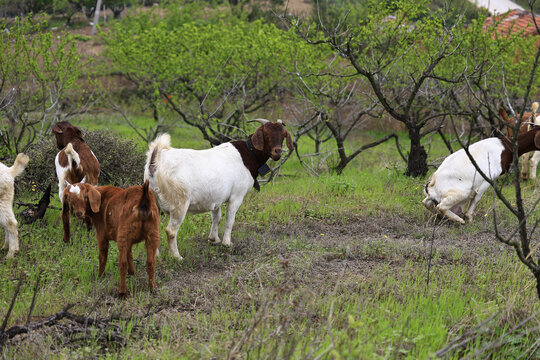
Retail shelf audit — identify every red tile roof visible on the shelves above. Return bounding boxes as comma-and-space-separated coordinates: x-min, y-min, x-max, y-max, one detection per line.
484, 9, 540, 36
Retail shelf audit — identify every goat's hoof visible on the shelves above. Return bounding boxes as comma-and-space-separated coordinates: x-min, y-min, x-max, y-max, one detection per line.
128, 270, 135, 276
5, 252, 16, 259
221, 241, 232, 247
208, 238, 221, 245
118, 292, 128, 300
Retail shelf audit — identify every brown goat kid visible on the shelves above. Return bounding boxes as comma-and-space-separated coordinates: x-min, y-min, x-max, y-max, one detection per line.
53, 121, 100, 201
62, 180, 160, 298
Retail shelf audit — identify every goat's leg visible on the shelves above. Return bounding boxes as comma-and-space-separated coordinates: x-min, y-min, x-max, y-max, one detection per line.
58, 174, 67, 204
436, 191, 468, 224
529, 151, 540, 179
145, 228, 160, 292
222, 198, 243, 247
117, 237, 129, 298
521, 153, 532, 180
127, 244, 135, 275
464, 183, 490, 222
97, 235, 109, 277
165, 203, 189, 260
1, 209, 18, 259
465, 182, 489, 221
208, 207, 222, 244
62, 202, 71, 243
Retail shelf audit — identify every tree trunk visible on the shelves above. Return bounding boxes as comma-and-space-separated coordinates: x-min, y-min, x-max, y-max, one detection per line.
91, 0, 102, 35
406, 127, 428, 177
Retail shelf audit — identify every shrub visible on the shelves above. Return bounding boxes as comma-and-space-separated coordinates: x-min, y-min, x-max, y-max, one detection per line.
85, 130, 146, 188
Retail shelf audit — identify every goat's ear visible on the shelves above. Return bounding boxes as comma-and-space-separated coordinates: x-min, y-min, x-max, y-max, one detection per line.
251, 126, 265, 151
284, 130, 294, 151
87, 187, 101, 213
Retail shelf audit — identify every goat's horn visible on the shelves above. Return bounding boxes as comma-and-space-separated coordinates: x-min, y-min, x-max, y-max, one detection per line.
80, 175, 87, 184
248, 118, 270, 125
64, 179, 71, 188
532, 102, 539, 114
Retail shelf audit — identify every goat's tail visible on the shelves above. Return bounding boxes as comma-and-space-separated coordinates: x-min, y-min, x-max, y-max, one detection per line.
64, 143, 81, 171
138, 180, 153, 219
9, 153, 29, 178
145, 133, 172, 179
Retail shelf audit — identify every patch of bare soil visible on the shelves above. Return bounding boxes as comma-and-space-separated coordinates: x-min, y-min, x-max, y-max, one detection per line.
154, 212, 510, 306
284, 0, 313, 15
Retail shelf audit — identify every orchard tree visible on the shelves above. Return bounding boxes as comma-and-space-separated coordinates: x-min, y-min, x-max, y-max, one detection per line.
292, 0, 479, 177
103, 7, 319, 145
292, 59, 405, 174
0, 18, 85, 155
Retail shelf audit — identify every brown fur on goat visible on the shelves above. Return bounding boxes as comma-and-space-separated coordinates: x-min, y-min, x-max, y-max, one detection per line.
499, 102, 539, 179
53, 121, 100, 190
62, 180, 160, 298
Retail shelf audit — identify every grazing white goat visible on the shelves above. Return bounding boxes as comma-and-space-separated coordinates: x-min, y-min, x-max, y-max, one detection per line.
0, 153, 30, 258
144, 119, 293, 259
423, 126, 540, 223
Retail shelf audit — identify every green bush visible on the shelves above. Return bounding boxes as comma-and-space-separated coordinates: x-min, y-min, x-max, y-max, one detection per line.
85, 129, 146, 188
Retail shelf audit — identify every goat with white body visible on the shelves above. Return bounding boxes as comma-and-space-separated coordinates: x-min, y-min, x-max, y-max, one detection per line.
0, 153, 30, 258
423, 126, 540, 223
144, 119, 293, 259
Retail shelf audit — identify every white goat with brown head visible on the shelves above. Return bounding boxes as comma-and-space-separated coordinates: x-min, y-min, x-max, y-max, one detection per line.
144, 119, 293, 259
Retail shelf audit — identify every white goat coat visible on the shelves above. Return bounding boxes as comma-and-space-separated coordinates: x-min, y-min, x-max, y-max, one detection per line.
145, 143, 254, 214
0, 154, 29, 258
423, 137, 505, 223
144, 134, 254, 259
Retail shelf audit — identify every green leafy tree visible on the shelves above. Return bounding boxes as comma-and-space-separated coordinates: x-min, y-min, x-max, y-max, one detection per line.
103, 8, 317, 144
294, 0, 488, 177
0, 18, 83, 155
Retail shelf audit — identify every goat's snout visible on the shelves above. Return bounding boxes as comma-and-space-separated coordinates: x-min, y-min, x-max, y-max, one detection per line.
74, 210, 84, 218
271, 147, 283, 160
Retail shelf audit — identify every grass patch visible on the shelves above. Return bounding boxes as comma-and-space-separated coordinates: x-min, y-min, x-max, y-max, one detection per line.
1, 116, 540, 358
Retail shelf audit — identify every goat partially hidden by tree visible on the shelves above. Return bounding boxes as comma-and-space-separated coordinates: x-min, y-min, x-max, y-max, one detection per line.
144, 119, 293, 260
423, 125, 540, 223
